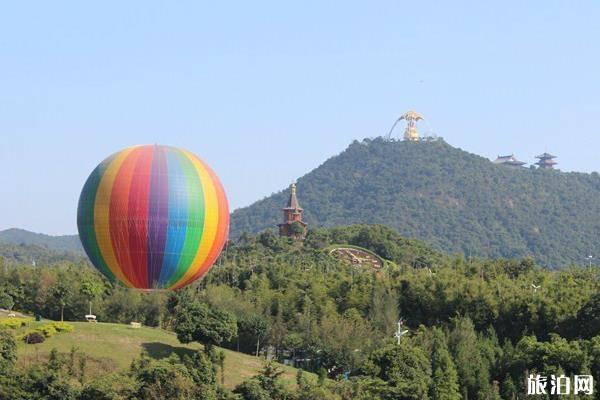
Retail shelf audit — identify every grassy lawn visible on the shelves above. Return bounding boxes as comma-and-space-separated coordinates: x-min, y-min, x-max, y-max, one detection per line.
2, 310, 312, 390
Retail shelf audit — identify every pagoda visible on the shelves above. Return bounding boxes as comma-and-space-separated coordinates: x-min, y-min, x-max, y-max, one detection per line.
278, 183, 307, 239
535, 153, 557, 169
494, 154, 526, 168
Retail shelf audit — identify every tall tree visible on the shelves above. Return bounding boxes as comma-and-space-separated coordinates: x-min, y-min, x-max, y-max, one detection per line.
429, 328, 461, 400
174, 299, 237, 352
80, 279, 103, 316
50, 280, 72, 322
576, 292, 600, 338
449, 317, 490, 399
366, 342, 432, 400
240, 314, 269, 357
369, 278, 399, 335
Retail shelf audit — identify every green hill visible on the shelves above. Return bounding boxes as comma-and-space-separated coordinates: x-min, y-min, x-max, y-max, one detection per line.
230, 138, 600, 267
0, 242, 86, 265
3, 313, 313, 391
0, 228, 83, 254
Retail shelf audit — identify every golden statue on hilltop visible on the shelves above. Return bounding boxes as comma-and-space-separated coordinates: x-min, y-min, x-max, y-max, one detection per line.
387, 110, 424, 141
400, 110, 423, 141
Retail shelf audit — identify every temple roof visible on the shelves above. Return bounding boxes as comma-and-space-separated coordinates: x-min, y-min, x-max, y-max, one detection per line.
283, 183, 303, 211
536, 159, 557, 164
494, 154, 526, 166
536, 152, 557, 159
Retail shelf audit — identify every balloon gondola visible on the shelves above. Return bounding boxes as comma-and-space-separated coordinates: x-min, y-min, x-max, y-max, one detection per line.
77, 145, 229, 290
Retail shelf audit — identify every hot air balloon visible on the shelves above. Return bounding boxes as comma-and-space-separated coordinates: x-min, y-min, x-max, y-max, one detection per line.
77, 145, 229, 290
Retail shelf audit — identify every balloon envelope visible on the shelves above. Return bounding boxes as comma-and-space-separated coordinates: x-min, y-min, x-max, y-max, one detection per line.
77, 145, 229, 290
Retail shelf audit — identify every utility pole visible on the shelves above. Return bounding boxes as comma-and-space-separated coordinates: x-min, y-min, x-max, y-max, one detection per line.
394, 318, 409, 345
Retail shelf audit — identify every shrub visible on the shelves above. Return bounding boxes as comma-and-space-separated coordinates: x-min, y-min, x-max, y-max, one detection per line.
233, 380, 270, 400
0, 329, 17, 374
0, 317, 31, 330
51, 322, 75, 333
17, 322, 75, 341
37, 324, 58, 338
80, 373, 137, 400
24, 332, 45, 344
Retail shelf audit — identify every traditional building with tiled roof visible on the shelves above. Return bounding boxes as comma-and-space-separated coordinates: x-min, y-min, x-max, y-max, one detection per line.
278, 183, 307, 239
494, 154, 526, 168
535, 153, 557, 169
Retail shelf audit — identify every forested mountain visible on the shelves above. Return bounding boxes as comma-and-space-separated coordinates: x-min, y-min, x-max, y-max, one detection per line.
0, 228, 83, 254
0, 242, 85, 265
231, 138, 600, 267
7, 138, 600, 268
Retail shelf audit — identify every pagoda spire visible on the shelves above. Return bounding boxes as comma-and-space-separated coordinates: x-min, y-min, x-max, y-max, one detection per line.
278, 182, 307, 239
285, 183, 302, 210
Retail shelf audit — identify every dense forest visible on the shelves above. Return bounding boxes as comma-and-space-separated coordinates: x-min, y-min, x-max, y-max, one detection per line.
230, 138, 600, 267
3, 225, 600, 399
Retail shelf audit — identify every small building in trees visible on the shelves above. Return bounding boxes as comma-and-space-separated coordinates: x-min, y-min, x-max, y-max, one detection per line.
535, 152, 557, 169
493, 154, 526, 168
278, 183, 307, 239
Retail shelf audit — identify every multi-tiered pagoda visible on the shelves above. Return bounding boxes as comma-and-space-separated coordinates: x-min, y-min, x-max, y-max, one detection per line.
535, 153, 557, 169
494, 154, 526, 168
278, 183, 307, 239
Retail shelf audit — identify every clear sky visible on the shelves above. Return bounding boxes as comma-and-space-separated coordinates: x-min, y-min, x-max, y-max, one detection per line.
1, 1, 599, 235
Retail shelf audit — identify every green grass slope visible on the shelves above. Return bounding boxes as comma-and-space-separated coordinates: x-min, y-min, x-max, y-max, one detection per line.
230, 138, 600, 267
5, 314, 311, 390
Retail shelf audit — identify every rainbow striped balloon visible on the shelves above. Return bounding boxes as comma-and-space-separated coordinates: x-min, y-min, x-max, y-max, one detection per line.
77, 145, 229, 290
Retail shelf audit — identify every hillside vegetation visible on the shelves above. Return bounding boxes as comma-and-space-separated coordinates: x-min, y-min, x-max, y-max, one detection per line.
3, 315, 308, 391
4, 225, 600, 398
231, 138, 600, 267
5, 225, 600, 398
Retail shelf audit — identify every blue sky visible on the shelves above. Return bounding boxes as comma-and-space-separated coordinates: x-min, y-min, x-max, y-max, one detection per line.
1, 1, 599, 235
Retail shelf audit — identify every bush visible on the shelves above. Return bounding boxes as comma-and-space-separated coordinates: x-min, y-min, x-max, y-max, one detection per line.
233, 380, 270, 400
80, 373, 137, 400
51, 322, 75, 333
24, 332, 45, 344
0, 329, 17, 374
0, 317, 31, 329
37, 324, 58, 337
18, 322, 75, 341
